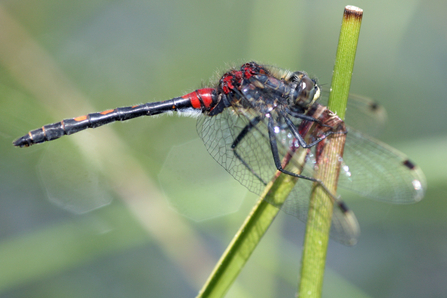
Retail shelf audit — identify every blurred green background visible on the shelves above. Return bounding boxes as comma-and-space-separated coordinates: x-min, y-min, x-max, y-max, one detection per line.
1, 0, 446, 297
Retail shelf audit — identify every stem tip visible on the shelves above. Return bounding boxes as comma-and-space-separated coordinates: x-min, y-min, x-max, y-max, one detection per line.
344, 5, 363, 19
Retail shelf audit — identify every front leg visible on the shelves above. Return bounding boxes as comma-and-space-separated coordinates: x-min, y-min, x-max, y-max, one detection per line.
280, 111, 336, 149
267, 116, 347, 211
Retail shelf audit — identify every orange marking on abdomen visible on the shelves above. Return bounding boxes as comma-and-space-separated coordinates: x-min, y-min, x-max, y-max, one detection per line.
100, 109, 115, 115
74, 115, 88, 121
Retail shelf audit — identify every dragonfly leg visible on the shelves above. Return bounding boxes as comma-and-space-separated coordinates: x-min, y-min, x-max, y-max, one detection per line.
282, 111, 347, 149
231, 116, 267, 185
287, 109, 323, 123
279, 112, 327, 149
267, 116, 345, 206
286, 109, 333, 129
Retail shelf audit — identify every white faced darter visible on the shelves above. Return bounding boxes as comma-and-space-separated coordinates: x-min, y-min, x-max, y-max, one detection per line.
14, 62, 426, 245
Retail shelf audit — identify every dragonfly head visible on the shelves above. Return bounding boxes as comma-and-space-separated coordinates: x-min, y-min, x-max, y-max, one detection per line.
289, 72, 321, 109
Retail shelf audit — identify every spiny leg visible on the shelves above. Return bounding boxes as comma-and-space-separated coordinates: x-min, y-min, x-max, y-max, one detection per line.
287, 109, 329, 125
267, 116, 344, 206
231, 116, 268, 185
280, 110, 337, 149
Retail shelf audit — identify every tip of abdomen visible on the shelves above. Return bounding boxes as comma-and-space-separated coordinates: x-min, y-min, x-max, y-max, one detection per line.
13, 135, 32, 147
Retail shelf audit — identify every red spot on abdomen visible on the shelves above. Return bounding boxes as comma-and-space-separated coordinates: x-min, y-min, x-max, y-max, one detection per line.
183, 91, 201, 109
182, 88, 215, 109
197, 88, 214, 108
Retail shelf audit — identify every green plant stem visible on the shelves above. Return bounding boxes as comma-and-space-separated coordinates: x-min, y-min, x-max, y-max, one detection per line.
298, 6, 363, 298
328, 6, 364, 118
197, 170, 301, 298
198, 6, 363, 298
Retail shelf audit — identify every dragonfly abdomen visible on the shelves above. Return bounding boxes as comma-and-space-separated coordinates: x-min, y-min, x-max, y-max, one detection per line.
13, 88, 218, 147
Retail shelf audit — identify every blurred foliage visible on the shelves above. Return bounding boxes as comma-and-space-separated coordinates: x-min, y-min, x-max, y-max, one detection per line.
1, 0, 447, 297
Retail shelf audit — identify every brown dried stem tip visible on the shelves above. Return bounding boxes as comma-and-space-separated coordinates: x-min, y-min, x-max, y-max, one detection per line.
344, 5, 363, 19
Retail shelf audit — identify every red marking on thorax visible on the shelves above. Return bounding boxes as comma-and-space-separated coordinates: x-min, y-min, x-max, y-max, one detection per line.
222, 76, 234, 94
242, 63, 263, 79
243, 68, 253, 79
221, 70, 243, 94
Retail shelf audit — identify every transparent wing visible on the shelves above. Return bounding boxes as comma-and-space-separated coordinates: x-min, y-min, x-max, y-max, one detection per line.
317, 92, 424, 202
281, 174, 360, 246
320, 92, 387, 136
197, 107, 277, 196
337, 127, 426, 203
197, 107, 360, 245
275, 138, 360, 246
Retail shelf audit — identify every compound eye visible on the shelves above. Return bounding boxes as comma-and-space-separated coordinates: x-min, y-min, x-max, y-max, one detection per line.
294, 76, 320, 107
299, 76, 314, 95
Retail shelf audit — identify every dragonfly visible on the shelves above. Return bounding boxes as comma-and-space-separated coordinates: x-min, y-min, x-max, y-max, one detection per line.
14, 62, 426, 245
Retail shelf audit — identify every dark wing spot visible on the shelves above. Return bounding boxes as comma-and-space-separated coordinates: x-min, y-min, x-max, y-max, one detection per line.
369, 102, 379, 111
403, 159, 416, 170
337, 201, 350, 213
